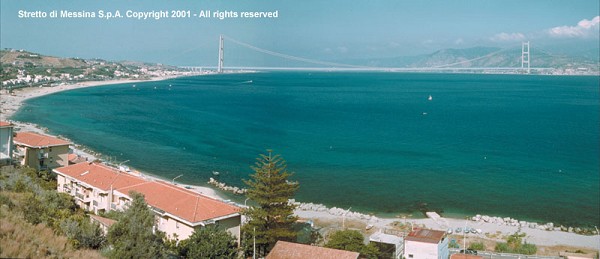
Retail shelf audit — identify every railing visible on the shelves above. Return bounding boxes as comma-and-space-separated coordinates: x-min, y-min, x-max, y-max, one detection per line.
93, 200, 98, 207
75, 192, 85, 200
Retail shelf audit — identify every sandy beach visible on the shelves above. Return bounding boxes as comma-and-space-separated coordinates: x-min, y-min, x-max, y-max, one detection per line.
1, 78, 598, 253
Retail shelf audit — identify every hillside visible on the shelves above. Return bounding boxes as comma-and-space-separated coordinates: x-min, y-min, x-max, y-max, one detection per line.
1, 49, 88, 68
1, 49, 186, 87
345, 46, 599, 73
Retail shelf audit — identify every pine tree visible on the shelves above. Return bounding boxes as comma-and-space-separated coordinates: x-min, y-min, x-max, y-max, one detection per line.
242, 150, 299, 257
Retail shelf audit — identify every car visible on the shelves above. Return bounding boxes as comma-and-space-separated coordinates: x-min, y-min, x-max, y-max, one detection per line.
455, 227, 462, 233
459, 249, 478, 255
447, 228, 453, 234
471, 228, 477, 234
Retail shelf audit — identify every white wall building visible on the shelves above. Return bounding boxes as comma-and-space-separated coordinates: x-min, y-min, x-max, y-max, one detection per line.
403, 228, 449, 259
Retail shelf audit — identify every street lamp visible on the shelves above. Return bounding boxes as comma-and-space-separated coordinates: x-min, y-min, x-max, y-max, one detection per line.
244, 197, 250, 207
172, 174, 183, 184
343, 207, 352, 229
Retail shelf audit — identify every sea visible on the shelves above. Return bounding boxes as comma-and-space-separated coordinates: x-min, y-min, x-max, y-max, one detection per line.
12, 72, 600, 227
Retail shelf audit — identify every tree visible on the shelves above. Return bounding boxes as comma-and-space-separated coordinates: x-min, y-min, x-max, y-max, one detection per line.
107, 191, 166, 259
325, 229, 380, 259
242, 150, 300, 257
60, 217, 106, 249
180, 225, 238, 258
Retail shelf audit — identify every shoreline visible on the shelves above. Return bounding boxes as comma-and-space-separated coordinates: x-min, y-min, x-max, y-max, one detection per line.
1, 77, 598, 250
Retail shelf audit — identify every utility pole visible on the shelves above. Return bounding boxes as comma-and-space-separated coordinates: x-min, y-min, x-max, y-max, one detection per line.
253, 227, 256, 259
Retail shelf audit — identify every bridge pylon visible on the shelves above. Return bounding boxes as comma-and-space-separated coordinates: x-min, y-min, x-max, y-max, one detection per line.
521, 41, 530, 74
217, 35, 224, 73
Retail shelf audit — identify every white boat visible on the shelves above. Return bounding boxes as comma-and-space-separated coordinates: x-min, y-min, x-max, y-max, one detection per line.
212, 171, 220, 176
428, 95, 433, 101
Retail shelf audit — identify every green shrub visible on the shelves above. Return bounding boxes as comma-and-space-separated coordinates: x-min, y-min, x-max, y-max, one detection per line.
468, 241, 485, 251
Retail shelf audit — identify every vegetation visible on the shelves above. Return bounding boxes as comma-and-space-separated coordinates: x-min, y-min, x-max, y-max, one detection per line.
0, 166, 103, 258
106, 191, 167, 259
177, 225, 238, 258
242, 150, 300, 257
468, 241, 485, 251
494, 232, 537, 255
324, 229, 380, 259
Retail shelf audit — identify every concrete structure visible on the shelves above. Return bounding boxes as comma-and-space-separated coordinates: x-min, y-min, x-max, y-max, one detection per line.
404, 228, 449, 259
266, 241, 360, 259
13, 131, 71, 170
54, 162, 241, 242
0, 121, 14, 165
369, 230, 404, 259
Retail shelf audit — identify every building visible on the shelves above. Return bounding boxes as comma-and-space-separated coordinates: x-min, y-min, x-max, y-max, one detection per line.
266, 241, 360, 259
0, 121, 14, 165
450, 254, 483, 259
13, 131, 71, 170
403, 228, 449, 259
89, 214, 117, 235
53, 161, 241, 242
369, 230, 404, 259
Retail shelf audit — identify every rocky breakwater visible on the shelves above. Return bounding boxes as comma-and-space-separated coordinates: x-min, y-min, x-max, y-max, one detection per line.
293, 201, 380, 223
470, 214, 599, 235
208, 178, 247, 195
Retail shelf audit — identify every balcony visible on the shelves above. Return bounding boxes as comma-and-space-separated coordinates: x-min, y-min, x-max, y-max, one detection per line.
38, 152, 49, 160
75, 192, 91, 203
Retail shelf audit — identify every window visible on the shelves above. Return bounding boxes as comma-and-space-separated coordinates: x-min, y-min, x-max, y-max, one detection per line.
408, 255, 413, 258
175, 221, 179, 229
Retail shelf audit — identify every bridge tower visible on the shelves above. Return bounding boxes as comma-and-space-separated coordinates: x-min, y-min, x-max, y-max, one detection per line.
217, 35, 224, 73
521, 41, 530, 74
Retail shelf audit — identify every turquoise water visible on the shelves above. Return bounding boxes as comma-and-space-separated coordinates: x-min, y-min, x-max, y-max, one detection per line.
12, 72, 600, 226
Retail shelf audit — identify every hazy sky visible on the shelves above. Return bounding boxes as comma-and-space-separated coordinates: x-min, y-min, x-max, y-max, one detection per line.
1, 0, 598, 66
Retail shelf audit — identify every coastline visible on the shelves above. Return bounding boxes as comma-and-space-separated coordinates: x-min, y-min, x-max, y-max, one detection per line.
1, 75, 226, 201
1, 77, 598, 251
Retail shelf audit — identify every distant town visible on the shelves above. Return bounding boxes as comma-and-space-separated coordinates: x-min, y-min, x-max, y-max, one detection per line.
0, 48, 204, 89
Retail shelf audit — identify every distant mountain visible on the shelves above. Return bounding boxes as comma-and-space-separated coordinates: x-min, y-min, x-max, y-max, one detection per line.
343, 46, 599, 70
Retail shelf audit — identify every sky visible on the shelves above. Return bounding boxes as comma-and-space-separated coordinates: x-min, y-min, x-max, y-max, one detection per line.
1, 0, 598, 66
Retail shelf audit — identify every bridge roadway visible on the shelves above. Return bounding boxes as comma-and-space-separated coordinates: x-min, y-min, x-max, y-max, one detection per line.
181, 66, 552, 72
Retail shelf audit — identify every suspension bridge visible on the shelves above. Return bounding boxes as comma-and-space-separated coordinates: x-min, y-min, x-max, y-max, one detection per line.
181, 35, 548, 74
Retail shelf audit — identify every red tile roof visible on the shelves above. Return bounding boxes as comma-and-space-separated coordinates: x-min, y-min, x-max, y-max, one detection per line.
405, 228, 446, 244
116, 180, 240, 223
266, 241, 360, 259
0, 121, 13, 127
14, 131, 71, 148
54, 162, 145, 191
54, 162, 240, 224
89, 214, 117, 228
68, 154, 88, 164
